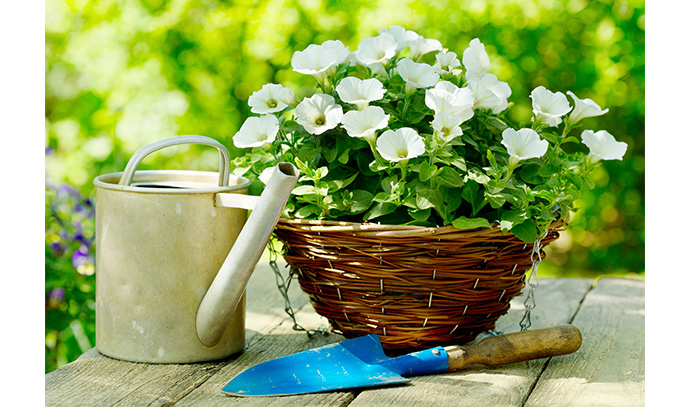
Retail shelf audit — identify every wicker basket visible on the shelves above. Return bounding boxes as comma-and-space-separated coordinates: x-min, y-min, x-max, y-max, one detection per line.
274, 218, 562, 353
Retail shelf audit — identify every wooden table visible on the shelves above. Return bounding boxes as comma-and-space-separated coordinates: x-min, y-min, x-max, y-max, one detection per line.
45, 259, 645, 407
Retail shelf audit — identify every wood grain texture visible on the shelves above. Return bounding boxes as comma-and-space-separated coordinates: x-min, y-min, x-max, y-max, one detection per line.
45, 259, 310, 407
345, 278, 594, 407
46, 272, 644, 407
523, 278, 644, 407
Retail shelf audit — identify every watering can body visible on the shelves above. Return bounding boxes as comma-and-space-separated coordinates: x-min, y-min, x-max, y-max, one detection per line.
93, 136, 297, 363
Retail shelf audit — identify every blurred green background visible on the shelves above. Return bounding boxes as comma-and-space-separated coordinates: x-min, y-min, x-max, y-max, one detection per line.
45, 0, 644, 372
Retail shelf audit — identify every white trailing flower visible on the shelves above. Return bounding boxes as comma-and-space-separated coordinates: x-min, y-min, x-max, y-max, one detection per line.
581, 130, 627, 163
501, 128, 549, 167
567, 91, 609, 123
432, 112, 465, 142
248, 84, 296, 114
425, 81, 475, 121
408, 35, 443, 60
340, 105, 390, 142
376, 127, 425, 162
335, 77, 386, 110
295, 93, 343, 135
233, 115, 280, 148
433, 50, 462, 76
396, 58, 439, 94
467, 74, 512, 113
462, 38, 491, 79
291, 40, 350, 82
530, 86, 572, 127
354, 33, 397, 66
378, 25, 419, 52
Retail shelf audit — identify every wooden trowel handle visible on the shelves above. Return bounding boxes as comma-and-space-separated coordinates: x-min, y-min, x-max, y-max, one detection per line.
445, 324, 582, 371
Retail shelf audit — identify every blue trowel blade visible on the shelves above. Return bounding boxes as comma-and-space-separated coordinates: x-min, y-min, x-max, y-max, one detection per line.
222, 334, 448, 397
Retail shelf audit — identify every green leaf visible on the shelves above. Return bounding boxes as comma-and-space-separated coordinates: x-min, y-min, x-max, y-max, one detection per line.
291, 185, 316, 196
415, 188, 435, 210
510, 219, 537, 243
499, 210, 528, 232
452, 216, 492, 230
295, 205, 320, 219
485, 192, 506, 208
364, 202, 398, 220
349, 190, 374, 214
408, 207, 431, 222
419, 161, 437, 182
437, 167, 464, 187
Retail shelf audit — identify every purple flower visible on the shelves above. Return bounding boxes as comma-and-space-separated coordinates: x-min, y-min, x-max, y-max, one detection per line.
71, 246, 89, 268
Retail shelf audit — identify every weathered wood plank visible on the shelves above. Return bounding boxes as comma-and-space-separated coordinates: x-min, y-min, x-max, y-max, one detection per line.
523, 278, 644, 407
45, 259, 310, 407
345, 278, 594, 407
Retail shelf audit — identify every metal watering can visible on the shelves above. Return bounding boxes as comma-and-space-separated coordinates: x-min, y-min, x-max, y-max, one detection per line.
93, 135, 298, 363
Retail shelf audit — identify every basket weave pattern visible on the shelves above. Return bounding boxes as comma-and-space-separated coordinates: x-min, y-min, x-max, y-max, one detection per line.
274, 218, 561, 352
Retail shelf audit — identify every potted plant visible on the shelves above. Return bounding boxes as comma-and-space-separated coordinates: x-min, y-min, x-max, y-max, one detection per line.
230, 26, 626, 350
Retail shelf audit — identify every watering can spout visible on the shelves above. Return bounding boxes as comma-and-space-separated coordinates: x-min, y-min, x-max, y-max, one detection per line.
196, 162, 298, 347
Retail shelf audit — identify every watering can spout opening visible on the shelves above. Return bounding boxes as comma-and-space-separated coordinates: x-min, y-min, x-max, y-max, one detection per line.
196, 162, 299, 348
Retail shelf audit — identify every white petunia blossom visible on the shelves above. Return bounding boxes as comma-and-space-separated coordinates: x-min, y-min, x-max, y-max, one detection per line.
291, 40, 350, 82
233, 115, 280, 148
335, 77, 386, 110
425, 81, 475, 121
501, 128, 549, 167
340, 105, 390, 142
396, 58, 440, 94
248, 84, 296, 114
433, 50, 462, 76
467, 74, 512, 113
432, 112, 465, 142
295, 93, 344, 135
567, 91, 609, 124
378, 25, 419, 52
376, 127, 426, 162
408, 35, 443, 60
530, 86, 572, 127
581, 130, 627, 163
462, 38, 491, 79
354, 33, 397, 66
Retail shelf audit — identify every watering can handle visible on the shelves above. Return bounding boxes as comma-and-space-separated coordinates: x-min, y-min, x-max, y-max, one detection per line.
118, 135, 231, 187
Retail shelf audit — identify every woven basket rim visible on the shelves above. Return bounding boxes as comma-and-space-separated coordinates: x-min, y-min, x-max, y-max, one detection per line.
276, 217, 565, 239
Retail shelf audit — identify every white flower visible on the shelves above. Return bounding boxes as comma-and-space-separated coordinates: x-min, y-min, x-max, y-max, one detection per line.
467, 74, 512, 113
530, 86, 572, 127
376, 127, 425, 162
291, 40, 350, 82
433, 51, 462, 76
501, 128, 549, 167
432, 112, 465, 142
378, 25, 419, 52
295, 93, 343, 135
233, 115, 280, 148
248, 84, 295, 114
396, 58, 439, 94
567, 91, 609, 124
425, 81, 475, 121
462, 38, 491, 79
408, 35, 443, 60
354, 33, 397, 66
581, 130, 627, 163
335, 77, 386, 110
340, 106, 390, 142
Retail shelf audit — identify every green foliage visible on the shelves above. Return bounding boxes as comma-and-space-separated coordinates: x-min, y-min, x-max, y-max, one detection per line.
45, 180, 96, 372
45, 0, 644, 372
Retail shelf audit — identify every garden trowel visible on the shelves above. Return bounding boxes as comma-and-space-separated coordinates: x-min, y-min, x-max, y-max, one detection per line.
222, 324, 582, 396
